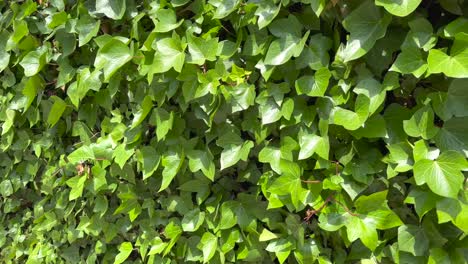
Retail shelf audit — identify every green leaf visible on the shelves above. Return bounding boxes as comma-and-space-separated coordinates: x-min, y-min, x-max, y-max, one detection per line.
66, 175, 87, 201
220, 141, 253, 170
255, 0, 281, 29
390, 48, 427, 77
295, 67, 331, 97
259, 228, 279, 241
96, 0, 126, 20
151, 37, 186, 74
332, 107, 366, 130
137, 146, 160, 180
346, 216, 379, 251
0, 180, 14, 197
298, 133, 329, 160
94, 39, 132, 81
227, 83, 256, 113
338, 1, 391, 62
405, 188, 439, 219
427, 34, 468, 78
182, 208, 205, 232
413, 151, 467, 198
114, 242, 132, 264
68, 145, 95, 164
19, 46, 49, 77
130, 95, 153, 129
403, 106, 439, 139
187, 149, 215, 181
22, 75, 43, 112
160, 150, 184, 192
47, 96, 67, 127
445, 79, 468, 117
154, 108, 174, 141
153, 9, 183, 32
198, 232, 217, 263
398, 225, 429, 256
264, 31, 310, 66
113, 144, 134, 169
376, 0, 422, 17
210, 0, 241, 19
435, 117, 468, 157
76, 14, 101, 46
187, 35, 218, 65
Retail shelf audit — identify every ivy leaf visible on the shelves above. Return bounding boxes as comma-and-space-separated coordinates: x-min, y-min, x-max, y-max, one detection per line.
403, 106, 439, 139
338, 0, 391, 62
427, 34, 468, 78
94, 39, 132, 81
398, 225, 429, 256
187, 35, 218, 65
413, 151, 468, 198
298, 133, 329, 160
113, 144, 134, 169
435, 117, 468, 157
68, 145, 95, 164
182, 208, 205, 232
198, 232, 217, 263
445, 79, 468, 117
137, 146, 160, 180
159, 150, 184, 192
66, 175, 87, 201
95, 0, 125, 20
19, 46, 49, 77
187, 149, 215, 181
150, 37, 186, 74
114, 242, 133, 264
255, 0, 281, 29
210, 0, 240, 19
390, 47, 427, 77
130, 95, 153, 129
405, 188, 440, 219
153, 9, 183, 32
76, 14, 100, 46
220, 141, 253, 170
376, 0, 422, 17
295, 68, 331, 97
47, 96, 67, 127
264, 32, 309, 66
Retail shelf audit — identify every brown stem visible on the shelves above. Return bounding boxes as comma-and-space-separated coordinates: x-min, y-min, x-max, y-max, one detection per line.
304, 194, 333, 222
331, 197, 358, 216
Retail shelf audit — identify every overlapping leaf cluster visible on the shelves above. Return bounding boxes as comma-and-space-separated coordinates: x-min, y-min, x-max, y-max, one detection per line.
0, 0, 467, 263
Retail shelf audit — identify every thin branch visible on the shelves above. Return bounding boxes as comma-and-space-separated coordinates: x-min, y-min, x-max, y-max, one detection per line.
301, 179, 321, 184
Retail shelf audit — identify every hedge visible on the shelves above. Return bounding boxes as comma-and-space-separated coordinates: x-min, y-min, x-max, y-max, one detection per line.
0, 0, 467, 263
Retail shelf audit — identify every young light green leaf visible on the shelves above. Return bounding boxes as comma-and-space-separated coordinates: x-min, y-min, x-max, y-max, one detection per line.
376, 0, 422, 17
114, 242, 133, 264
68, 145, 95, 164
47, 96, 67, 127
198, 232, 217, 263
159, 150, 184, 192
403, 106, 439, 139
94, 39, 132, 81
298, 133, 329, 160
413, 151, 468, 198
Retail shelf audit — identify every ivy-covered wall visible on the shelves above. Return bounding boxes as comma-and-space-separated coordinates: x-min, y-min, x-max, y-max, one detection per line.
0, 0, 467, 263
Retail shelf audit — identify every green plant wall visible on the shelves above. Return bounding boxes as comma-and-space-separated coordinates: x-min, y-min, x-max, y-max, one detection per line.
0, 0, 467, 263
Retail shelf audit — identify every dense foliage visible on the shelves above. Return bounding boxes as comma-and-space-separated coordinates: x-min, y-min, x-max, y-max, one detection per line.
1, 0, 468, 263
